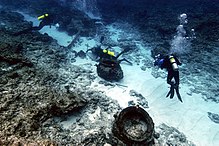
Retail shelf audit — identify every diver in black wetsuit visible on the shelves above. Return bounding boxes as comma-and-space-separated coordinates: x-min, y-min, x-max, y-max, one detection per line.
86, 46, 133, 65
154, 54, 183, 102
34, 13, 54, 30
14, 13, 55, 35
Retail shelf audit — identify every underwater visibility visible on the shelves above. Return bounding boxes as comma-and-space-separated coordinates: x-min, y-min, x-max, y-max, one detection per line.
0, 0, 219, 145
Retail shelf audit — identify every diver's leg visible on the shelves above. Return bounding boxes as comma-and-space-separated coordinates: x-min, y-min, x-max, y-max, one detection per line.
173, 71, 183, 102
115, 51, 124, 59
173, 71, 180, 85
167, 71, 174, 85
118, 58, 132, 65
14, 21, 45, 36
166, 71, 175, 98
32, 21, 45, 31
116, 48, 132, 59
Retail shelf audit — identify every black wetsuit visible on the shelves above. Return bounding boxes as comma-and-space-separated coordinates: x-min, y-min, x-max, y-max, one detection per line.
90, 46, 120, 61
161, 55, 182, 86
33, 14, 54, 30
89, 46, 132, 65
155, 55, 183, 102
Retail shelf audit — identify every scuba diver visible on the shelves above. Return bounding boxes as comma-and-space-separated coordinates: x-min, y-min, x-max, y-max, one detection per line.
154, 54, 183, 102
35, 13, 55, 30
88, 46, 132, 81
14, 13, 55, 35
86, 35, 132, 64
86, 46, 133, 65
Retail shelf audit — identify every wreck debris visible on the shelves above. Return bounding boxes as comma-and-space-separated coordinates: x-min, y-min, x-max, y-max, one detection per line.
113, 106, 154, 145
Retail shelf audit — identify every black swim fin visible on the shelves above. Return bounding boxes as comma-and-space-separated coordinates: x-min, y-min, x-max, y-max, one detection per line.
166, 90, 171, 98
166, 85, 174, 99
175, 85, 183, 102
170, 85, 175, 99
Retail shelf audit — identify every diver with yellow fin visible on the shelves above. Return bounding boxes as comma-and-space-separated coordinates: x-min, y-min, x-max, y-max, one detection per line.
154, 54, 183, 102
14, 13, 55, 35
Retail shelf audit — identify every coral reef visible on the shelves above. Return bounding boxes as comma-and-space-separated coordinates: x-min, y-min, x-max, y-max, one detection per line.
155, 124, 195, 146
208, 112, 219, 124
0, 25, 87, 146
0, 8, 196, 146
129, 90, 149, 109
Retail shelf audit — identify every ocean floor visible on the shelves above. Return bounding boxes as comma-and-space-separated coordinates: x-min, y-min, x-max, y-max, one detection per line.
7, 12, 219, 145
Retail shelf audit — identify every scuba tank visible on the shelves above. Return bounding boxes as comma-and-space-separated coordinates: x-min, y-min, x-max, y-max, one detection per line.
169, 55, 178, 71
38, 13, 49, 20
103, 49, 115, 56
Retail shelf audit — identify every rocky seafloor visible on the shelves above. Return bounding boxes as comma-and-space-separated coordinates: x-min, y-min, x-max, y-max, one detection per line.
0, 9, 197, 145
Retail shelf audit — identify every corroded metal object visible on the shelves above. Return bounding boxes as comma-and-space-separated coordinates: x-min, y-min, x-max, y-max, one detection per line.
96, 59, 123, 81
113, 106, 154, 145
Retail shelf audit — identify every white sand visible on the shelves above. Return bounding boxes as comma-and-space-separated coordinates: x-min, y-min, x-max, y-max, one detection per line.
90, 62, 219, 146
19, 12, 219, 146
120, 65, 219, 146
40, 26, 73, 47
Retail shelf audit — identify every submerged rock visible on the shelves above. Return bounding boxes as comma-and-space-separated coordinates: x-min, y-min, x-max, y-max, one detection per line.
129, 90, 149, 109
155, 124, 196, 146
0, 62, 88, 142
77, 50, 86, 59
208, 112, 219, 124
